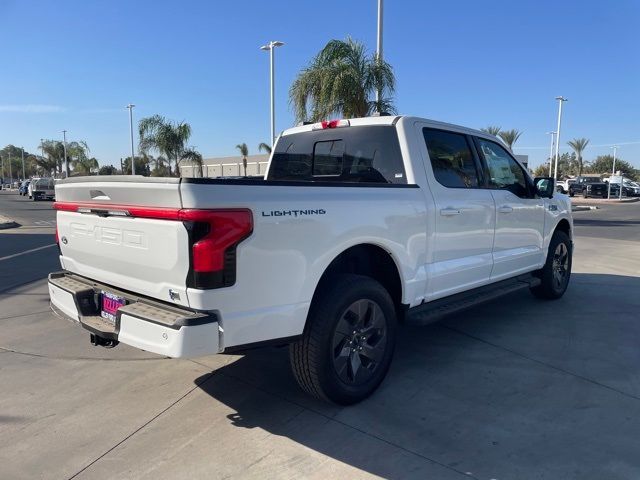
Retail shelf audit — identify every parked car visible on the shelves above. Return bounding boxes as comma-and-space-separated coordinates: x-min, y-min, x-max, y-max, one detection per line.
31, 177, 56, 201
608, 182, 633, 197
556, 178, 576, 194
48, 115, 573, 404
19, 180, 30, 196
569, 176, 607, 198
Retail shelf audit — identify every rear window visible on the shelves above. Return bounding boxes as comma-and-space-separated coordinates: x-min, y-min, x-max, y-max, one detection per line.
267, 125, 407, 184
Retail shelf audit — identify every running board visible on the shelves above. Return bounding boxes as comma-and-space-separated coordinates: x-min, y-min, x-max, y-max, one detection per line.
406, 274, 541, 326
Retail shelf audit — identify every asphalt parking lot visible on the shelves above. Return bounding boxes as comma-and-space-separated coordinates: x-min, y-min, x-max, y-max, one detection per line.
1, 190, 639, 480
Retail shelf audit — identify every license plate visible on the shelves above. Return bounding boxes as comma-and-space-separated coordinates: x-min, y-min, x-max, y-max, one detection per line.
100, 291, 126, 324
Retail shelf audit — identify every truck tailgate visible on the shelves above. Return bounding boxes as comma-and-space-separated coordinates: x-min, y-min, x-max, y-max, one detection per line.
54, 177, 191, 307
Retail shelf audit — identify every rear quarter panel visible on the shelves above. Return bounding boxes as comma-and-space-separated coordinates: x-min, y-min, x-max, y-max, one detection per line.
180, 182, 428, 347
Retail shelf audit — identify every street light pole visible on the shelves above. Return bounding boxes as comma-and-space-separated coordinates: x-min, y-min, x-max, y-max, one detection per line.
21, 147, 25, 180
547, 131, 556, 176
126, 104, 136, 175
607, 145, 618, 199
260, 41, 284, 146
62, 130, 69, 178
375, 0, 384, 109
553, 96, 567, 180
8, 151, 12, 184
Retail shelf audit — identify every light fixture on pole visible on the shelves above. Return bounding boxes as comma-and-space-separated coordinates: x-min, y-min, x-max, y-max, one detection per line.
21, 146, 25, 180
547, 131, 556, 176
375, 0, 384, 111
553, 96, 567, 180
260, 41, 285, 146
62, 130, 69, 178
126, 104, 136, 175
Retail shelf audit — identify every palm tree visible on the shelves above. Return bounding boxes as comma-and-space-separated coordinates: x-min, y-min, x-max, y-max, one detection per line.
182, 150, 203, 177
498, 129, 522, 150
67, 141, 93, 175
236, 143, 249, 176
567, 138, 590, 177
289, 37, 396, 122
258, 142, 272, 155
72, 157, 99, 176
41, 140, 65, 175
139, 115, 199, 176
480, 126, 501, 136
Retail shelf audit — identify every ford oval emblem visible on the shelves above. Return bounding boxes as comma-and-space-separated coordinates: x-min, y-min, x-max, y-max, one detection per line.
61, 236, 68, 245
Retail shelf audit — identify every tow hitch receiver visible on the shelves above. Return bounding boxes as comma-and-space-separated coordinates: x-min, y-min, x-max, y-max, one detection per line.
90, 333, 119, 348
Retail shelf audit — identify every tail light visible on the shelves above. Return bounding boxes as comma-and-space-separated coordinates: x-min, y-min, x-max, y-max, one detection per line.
180, 209, 253, 289
312, 119, 350, 130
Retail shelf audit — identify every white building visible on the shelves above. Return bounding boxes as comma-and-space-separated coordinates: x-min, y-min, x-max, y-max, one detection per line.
180, 154, 270, 178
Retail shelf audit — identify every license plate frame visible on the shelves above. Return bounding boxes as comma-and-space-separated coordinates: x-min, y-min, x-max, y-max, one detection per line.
100, 291, 126, 324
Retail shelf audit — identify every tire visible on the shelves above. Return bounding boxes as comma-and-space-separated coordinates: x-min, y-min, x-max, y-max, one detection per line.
290, 274, 397, 405
531, 230, 572, 300
569, 191, 574, 197
582, 190, 588, 198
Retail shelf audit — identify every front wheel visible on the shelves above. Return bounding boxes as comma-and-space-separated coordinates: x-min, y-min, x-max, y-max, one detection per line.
531, 230, 572, 299
290, 274, 397, 405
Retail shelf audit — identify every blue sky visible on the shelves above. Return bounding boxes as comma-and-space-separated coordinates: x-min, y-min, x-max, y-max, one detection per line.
1, 0, 639, 169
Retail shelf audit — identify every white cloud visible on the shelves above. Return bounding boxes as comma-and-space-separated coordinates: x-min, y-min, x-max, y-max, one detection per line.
0, 104, 66, 113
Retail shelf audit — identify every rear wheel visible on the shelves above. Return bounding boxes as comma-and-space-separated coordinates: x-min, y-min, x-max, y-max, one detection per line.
290, 274, 397, 405
531, 230, 572, 299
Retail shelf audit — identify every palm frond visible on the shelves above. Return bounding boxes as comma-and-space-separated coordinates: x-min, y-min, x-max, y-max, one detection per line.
497, 129, 522, 149
480, 126, 502, 136
258, 142, 272, 154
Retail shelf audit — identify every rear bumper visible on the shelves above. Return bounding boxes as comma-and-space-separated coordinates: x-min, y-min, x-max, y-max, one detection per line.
48, 271, 221, 358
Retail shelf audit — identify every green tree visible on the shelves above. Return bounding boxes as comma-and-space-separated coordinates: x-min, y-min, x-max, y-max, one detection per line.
258, 142, 272, 155
236, 143, 249, 176
567, 138, 589, 177
122, 156, 151, 176
71, 157, 99, 176
138, 115, 199, 176
480, 126, 501, 136
98, 165, 118, 175
290, 37, 396, 122
585, 155, 638, 180
149, 155, 171, 177
41, 140, 65, 175
498, 129, 522, 150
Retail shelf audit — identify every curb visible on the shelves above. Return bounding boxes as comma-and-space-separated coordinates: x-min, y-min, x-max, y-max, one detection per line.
0, 215, 20, 230
572, 206, 598, 212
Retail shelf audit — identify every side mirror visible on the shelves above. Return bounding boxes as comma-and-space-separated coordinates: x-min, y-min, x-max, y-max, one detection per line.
534, 177, 555, 198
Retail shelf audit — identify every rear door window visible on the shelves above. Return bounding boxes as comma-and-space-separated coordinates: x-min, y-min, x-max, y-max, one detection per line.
268, 125, 406, 184
422, 128, 481, 188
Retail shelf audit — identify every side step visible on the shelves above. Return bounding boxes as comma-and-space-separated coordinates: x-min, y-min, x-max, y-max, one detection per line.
406, 274, 541, 326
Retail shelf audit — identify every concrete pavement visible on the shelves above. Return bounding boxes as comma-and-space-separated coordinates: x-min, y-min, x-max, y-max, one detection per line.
1, 191, 639, 479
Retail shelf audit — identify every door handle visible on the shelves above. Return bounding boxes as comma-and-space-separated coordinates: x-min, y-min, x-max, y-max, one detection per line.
498, 205, 513, 214
440, 208, 462, 216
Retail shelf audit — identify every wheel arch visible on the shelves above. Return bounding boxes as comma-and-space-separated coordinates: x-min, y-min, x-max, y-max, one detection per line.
554, 218, 572, 240
309, 243, 406, 323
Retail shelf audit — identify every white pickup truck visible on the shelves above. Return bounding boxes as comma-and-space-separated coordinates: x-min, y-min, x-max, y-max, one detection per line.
49, 115, 573, 404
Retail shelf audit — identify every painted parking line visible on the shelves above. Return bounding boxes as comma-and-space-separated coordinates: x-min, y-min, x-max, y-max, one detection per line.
0, 244, 56, 262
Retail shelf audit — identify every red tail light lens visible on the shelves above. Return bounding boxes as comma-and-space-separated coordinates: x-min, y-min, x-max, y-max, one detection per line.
179, 210, 253, 285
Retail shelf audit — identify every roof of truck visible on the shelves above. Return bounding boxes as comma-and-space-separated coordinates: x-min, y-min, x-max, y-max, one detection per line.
280, 115, 499, 142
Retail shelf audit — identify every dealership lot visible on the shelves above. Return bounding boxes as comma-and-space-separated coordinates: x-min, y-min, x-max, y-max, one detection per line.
1, 191, 640, 480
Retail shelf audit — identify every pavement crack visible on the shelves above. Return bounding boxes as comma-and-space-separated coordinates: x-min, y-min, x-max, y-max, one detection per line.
444, 325, 640, 403
0, 346, 169, 362
66, 370, 219, 480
